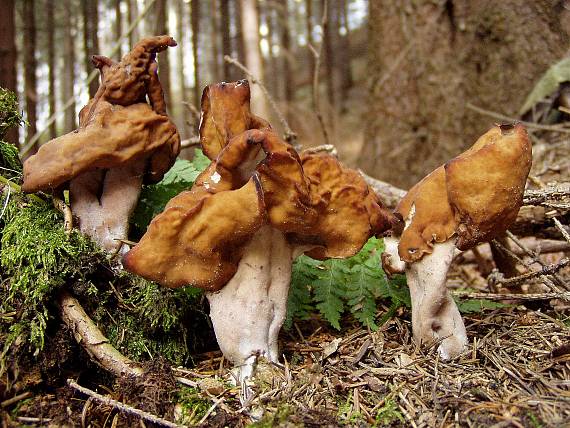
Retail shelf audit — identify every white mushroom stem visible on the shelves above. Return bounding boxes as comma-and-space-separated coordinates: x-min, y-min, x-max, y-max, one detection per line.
382, 238, 468, 360
206, 225, 302, 385
69, 158, 146, 254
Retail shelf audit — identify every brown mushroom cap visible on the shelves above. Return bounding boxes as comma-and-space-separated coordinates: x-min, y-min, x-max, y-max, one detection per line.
446, 123, 532, 250
397, 123, 532, 263
123, 128, 317, 290
21, 102, 180, 193
102, 35, 177, 107
21, 36, 181, 193
123, 176, 266, 290
294, 153, 398, 260
199, 80, 270, 160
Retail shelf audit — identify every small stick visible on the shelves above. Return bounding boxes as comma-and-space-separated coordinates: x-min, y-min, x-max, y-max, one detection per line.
504, 231, 568, 291
452, 290, 570, 302
67, 380, 184, 428
58, 291, 144, 378
552, 217, 570, 245
1, 391, 32, 408
180, 136, 201, 149
224, 55, 297, 146
466, 103, 570, 134
302, 144, 337, 156
487, 257, 569, 289
52, 195, 73, 234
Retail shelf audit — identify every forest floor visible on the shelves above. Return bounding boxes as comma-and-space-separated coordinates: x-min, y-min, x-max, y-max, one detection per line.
3, 290, 569, 427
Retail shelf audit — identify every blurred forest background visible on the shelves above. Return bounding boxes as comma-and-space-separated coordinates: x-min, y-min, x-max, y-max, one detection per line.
1, 0, 569, 187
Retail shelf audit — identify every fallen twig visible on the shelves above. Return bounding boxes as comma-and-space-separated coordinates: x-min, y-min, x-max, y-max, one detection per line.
488, 258, 569, 290
358, 170, 407, 209
67, 379, 184, 428
553, 217, 570, 244
52, 195, 73, 234
302, 144, 337, 156
453, 290, 570, 302
180, 136, 201, 149
466, 103, 570, 134
1, 391, 32, 408
58, 291, 143, 378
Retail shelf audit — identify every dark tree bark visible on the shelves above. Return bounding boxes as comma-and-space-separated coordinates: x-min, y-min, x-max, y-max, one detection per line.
210, 0, 221, 82
265, 4, 279, 97
82, 0, 100, 98
220, 0, 232, 79
154, 0, 172, 113
23, 0, 38, 152
62, 0, 76, 132
47, 0, 57, 139
305, 0, 315, 83
235, 0, 246, 73
337, 0, 352, 105
176, 0, 189, 136
127, 0, 139, 47
191, 0, 201, 108
359, 0, 570, 189
241, 0, 269, 118
322, 0, 337, 110
115, 0, 123, 60
281, 0, 293, 106
0, 0, 18, 145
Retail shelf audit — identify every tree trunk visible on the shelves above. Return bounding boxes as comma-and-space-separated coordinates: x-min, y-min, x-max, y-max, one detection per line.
115, 0, 123, 60
337, 0, 352, 106
240, 0, 270, 119
47, 0, 57, 139
62, 0, 76, 133
210, 0, 221, 82
322, 0, 337, 110
265, 4, 279, 97
359, 0, 570, 189
0, 0, 18, 145
220, 0, 232, 79
191, 0, 201, 108
154, 0, 172, 114
281, 0, 293, 106
305, 0, 315, 84
23, 0, 38, 153
127, 0, 139, 48
176, 0, 189, 136
82, 0, 100, 98
235, 0, 246, 75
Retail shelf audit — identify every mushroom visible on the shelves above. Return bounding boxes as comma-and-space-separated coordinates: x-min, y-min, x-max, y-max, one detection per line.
381, 123, 532, 359
124, 126, 398, 385
21, 36, 180, 254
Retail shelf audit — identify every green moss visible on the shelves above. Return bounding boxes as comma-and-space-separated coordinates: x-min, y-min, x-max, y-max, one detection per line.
0, 193, 99, 373
176, 387, 211, 425
374, 398, 404, 426
247, 405, 294, 428
0, 88, 24, 140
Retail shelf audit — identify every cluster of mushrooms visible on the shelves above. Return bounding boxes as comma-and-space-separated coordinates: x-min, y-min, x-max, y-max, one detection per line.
21, 36, 532, 386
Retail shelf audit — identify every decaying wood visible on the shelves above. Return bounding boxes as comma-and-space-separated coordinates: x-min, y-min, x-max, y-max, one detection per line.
58, 291, 143, 378
359, 170, 407, 210
67, 379, 183, 428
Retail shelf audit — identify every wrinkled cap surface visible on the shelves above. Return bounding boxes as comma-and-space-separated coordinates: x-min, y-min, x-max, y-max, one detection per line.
294, 153, 399, 260
397, 123, 532, 263
22, 102, 180, 192
123, 175, 266, 290
22, 36, 181, 193
199, 80, 270, 160
123, 128, 317, 291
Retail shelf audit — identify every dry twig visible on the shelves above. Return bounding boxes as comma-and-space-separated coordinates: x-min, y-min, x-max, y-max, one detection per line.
67, 380, 184, 428
59, 291, 144, 378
